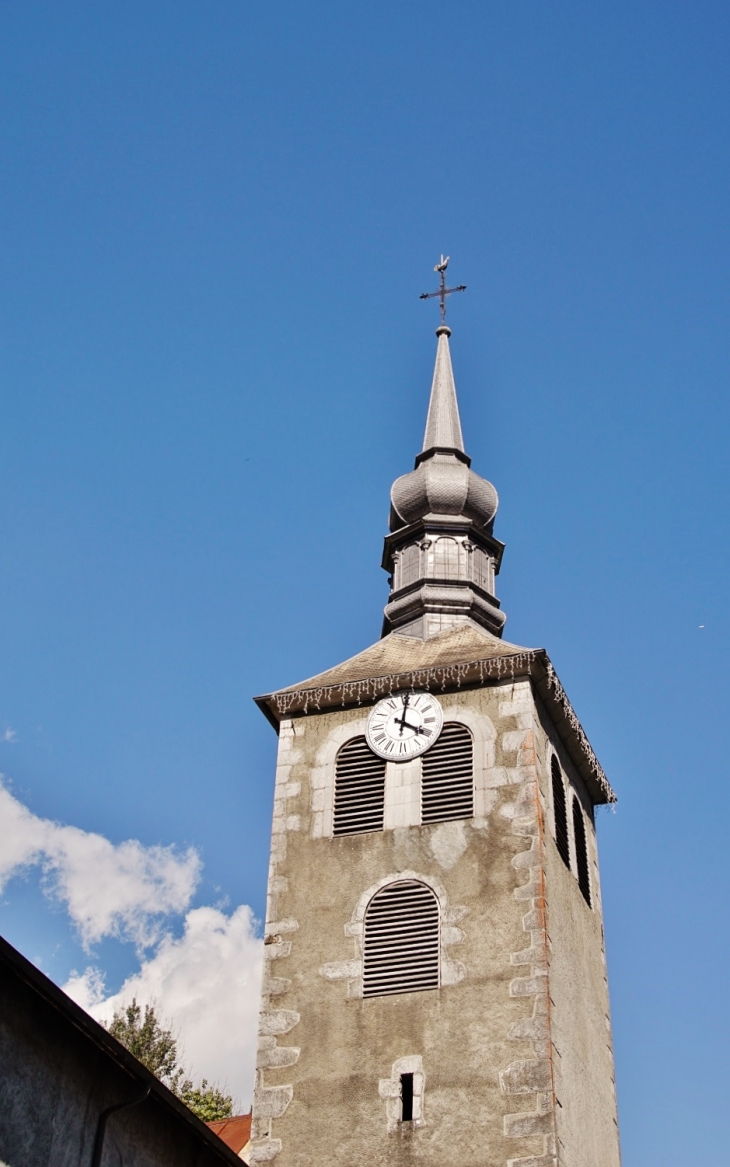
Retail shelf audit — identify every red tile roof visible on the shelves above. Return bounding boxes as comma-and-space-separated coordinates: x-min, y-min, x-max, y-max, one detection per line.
207, 1114, 252, 1157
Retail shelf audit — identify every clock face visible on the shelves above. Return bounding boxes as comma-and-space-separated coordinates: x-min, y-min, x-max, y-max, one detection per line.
365, 691, 444, 761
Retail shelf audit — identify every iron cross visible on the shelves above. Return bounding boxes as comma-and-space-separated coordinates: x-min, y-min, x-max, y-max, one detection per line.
419, 255, 466, 324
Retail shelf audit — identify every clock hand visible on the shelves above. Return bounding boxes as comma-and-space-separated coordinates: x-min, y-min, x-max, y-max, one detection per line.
396, 718, 421, 733
393, 694, 414, 736
391, 709, 419, 728
394, 711, 423, 735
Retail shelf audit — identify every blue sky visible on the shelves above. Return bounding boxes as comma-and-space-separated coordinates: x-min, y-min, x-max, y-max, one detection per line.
1, 0, 729, 1151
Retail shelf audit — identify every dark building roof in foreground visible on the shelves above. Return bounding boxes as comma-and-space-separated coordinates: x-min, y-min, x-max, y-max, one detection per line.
0, 932, 242, 1167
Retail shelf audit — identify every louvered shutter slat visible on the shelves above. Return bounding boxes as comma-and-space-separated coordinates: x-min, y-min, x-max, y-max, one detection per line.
334, 738, 385, 836
421, 723, 474, 824
551, 757, 571, 869
363, 881, 440, 998
572, 798, 592, 907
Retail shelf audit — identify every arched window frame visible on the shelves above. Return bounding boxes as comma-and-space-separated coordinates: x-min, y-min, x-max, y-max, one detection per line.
310, 715, 371, 839
470, 545, 495, 593
426, 536, 468, 581
395, 543, 421, 590
362, 879, 441, 998
319, 870, 466, 998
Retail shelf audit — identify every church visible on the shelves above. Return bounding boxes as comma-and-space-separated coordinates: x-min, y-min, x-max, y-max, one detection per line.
250, 263, 621, 1167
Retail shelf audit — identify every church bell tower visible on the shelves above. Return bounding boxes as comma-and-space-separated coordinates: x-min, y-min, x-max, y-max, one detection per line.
251, 266, 621, 1167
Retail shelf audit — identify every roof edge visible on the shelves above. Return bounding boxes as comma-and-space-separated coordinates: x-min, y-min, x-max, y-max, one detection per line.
254, 648, 615, 805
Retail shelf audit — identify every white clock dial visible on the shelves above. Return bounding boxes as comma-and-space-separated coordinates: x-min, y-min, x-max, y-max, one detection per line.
365, 691, 444, 761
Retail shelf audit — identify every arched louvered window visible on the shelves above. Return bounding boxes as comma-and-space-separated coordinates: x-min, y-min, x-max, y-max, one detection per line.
572, 797, 592, 906
363, 881, 440, 998
334, 737, 386, 836
551, 756, 571, 869
421, 723, 474, 824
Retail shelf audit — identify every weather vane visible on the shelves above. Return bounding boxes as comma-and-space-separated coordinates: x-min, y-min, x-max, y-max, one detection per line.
419, 255, 466, 324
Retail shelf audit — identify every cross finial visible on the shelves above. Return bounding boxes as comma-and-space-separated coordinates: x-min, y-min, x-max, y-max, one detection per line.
419, 255, 466, 324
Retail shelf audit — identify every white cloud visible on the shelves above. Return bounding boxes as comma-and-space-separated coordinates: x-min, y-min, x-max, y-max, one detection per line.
2, 728, 17, 743
1, 780, 264, 1108
65, 905, 264, 1108
0, 779, 201, 950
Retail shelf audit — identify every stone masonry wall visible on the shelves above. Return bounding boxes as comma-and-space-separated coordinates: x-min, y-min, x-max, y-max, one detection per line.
251, 680, 619, 1167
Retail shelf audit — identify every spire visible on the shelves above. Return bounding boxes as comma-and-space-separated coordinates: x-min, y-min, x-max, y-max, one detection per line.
422, 325, 465, 455
381, 271, 506, 641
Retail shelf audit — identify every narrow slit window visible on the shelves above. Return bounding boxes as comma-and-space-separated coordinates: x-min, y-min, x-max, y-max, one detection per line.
421, 723, 474, 824
551, 756, 571, 869
400, 1073, 414, 1122
572, 797, 592, 906
363, 881, 440, 998
334, 737, 386, 836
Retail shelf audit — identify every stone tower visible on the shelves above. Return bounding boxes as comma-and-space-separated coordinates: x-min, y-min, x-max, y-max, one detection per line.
251, 318, 621, 1167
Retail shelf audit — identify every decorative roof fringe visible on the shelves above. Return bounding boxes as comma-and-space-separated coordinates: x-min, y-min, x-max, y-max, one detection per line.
259, 649, 615, 806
